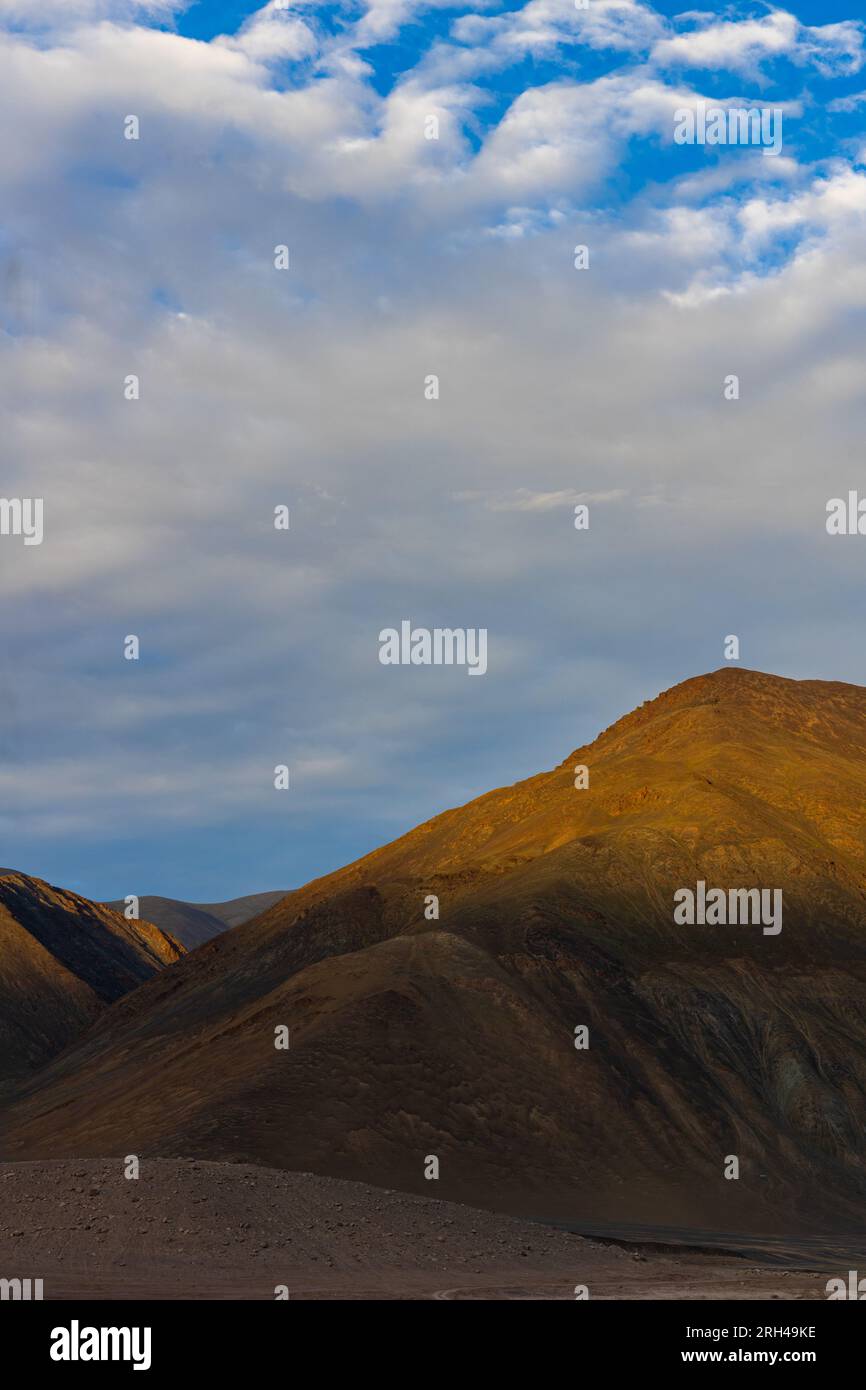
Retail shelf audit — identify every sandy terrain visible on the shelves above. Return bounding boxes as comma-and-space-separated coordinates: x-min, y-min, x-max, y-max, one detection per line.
0, 1158, 833, 1300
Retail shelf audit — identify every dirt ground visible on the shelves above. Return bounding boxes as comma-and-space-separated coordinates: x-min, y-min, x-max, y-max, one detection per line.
0, 1158, 834, 1300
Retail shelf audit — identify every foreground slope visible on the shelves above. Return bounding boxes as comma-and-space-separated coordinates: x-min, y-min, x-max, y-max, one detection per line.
5, 669, 866, 1231
0, 872, 183, 1083
0, 1158, 836, 1300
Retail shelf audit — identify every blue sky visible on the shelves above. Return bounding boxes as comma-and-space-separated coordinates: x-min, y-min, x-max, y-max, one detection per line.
2, 0, 866, 901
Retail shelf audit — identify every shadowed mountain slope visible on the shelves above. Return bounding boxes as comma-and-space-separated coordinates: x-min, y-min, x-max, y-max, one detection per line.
101, 891, 288, 950
4, 669, 866, 1232
0, 872, 183, 1084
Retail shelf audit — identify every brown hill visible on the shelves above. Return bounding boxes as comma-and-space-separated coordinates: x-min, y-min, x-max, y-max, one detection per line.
100, 891, 288, 950
0, 871, 183, 1085
4, 668, 866, 1233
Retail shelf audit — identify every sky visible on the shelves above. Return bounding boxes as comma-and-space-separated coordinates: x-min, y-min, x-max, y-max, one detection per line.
1, 0, 866, 901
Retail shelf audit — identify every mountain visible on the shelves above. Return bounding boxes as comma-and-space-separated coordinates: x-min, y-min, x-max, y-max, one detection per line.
101, 891, 288, 950
5, 668, 866, 1234
0, 871, 183, 1085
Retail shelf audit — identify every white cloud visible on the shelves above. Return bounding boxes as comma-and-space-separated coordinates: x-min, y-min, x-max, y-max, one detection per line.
218, 2, 318, 63
828, 89, 866, 113
467, 73, 688, 203
0, 0, 181, 24
417, 0, 663, 93
738, 166, 866, 250
652, 10, 863, 78
652, 12, 798, 72
2, 0, 866, 867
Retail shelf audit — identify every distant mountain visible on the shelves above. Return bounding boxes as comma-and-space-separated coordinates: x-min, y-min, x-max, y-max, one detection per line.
101, 891, 288, 950
6, 669, 866, 1234
0, 871, 183, 1084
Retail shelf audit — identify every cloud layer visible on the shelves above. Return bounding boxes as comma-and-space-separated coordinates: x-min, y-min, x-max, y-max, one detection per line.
2, 0, 866, 898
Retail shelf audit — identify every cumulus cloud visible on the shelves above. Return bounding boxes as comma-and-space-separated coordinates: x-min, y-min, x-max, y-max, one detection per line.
651, 10, 864, 77
453, 0, 664, 63
218, 1, 318, 63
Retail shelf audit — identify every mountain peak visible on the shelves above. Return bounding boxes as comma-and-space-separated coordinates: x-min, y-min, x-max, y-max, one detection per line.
0, 871, 184, 1083
587, 666, 866, 763
7, 672, 866, 1233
